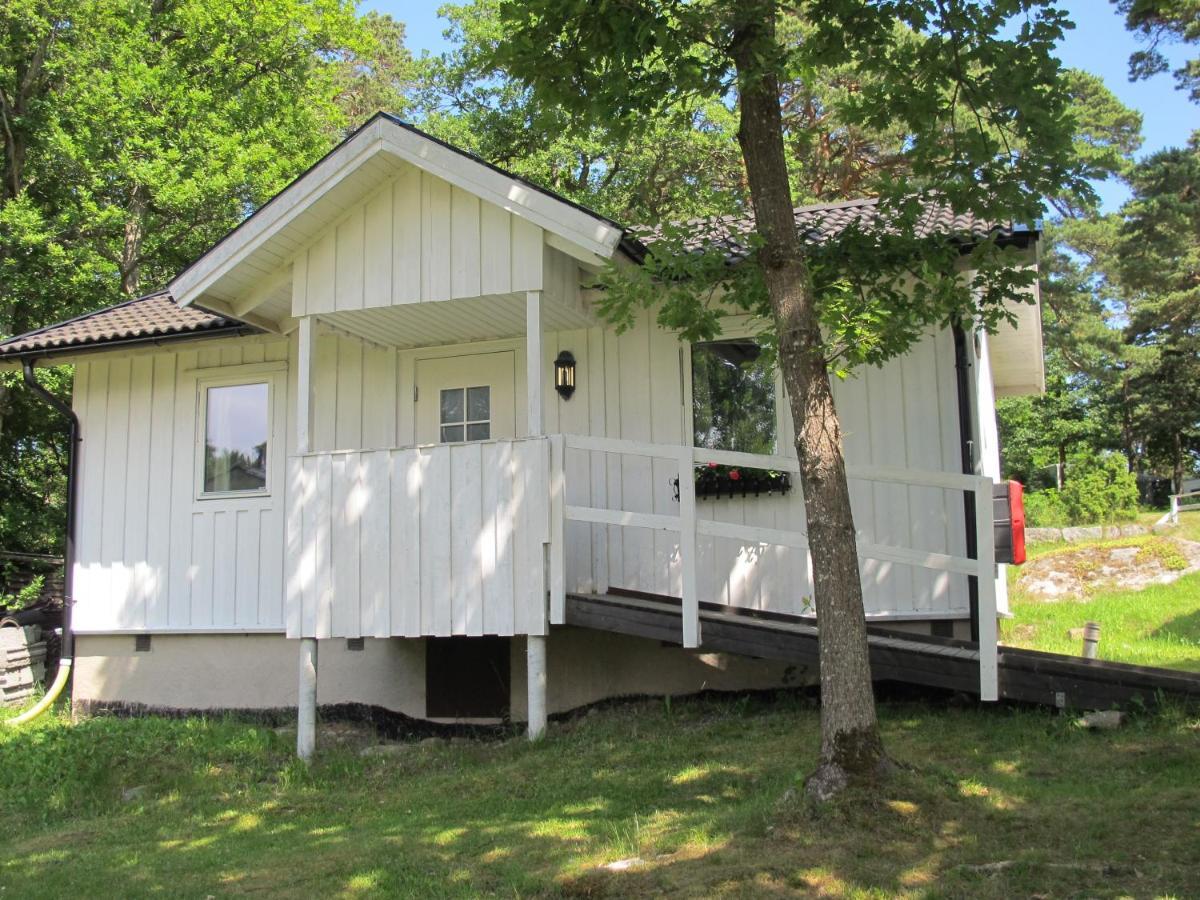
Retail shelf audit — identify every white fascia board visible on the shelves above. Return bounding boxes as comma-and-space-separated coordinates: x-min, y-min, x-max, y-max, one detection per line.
378, 122, 623, 260
170, 119, 391, 306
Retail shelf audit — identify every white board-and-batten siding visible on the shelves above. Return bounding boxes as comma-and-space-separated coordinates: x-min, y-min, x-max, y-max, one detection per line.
285, 440, 548, 640
290, 163, 544, 317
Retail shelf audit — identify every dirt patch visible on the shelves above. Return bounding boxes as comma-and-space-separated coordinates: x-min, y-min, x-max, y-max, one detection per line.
1017, 537, 1200, 601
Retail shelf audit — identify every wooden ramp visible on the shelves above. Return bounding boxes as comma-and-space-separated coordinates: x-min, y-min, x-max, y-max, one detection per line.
565, 592, 1200, 710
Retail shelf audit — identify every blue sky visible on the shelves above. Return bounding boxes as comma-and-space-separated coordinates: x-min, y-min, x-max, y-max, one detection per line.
365, 0, 1196, 212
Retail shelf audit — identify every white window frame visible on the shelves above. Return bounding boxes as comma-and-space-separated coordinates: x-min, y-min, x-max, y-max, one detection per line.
192, 362, 286, 504
685, 321, 785, 457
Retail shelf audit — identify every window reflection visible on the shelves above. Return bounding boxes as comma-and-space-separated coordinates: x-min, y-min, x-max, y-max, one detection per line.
204, 382, 268, 493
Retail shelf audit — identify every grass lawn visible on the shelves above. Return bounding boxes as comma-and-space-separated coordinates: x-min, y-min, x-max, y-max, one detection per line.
2, 696, 1198, 898
1002, 515, 1200, 672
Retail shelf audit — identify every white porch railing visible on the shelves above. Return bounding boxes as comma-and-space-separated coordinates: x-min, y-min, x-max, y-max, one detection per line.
549, 434, 999, 701
285, 437, 549, 641
1166, 490, 1200, 526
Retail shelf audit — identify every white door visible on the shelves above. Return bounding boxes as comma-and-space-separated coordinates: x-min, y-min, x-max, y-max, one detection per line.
415, 351, 516, 444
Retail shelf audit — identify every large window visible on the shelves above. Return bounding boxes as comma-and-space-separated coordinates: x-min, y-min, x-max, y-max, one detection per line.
202, 382, 269, 494
691, 339, 776, 454
440, 385, 491, 442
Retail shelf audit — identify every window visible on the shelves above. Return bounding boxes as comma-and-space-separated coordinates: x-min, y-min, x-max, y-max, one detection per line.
691, 339, 776, 454
202, 382, 269, 494
440, 385, 490, 442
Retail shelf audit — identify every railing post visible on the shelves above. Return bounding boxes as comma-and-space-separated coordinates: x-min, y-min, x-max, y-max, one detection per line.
679, 447, 699, 648
549, 434, 566, 624
975, 475, 998, 701
1171, 494, 1179, 525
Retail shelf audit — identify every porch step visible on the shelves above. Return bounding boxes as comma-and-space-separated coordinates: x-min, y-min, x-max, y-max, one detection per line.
563, 592, 1200, 710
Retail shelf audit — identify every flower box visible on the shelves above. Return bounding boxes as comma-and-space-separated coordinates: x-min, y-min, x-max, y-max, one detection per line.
673, 463, 793, 501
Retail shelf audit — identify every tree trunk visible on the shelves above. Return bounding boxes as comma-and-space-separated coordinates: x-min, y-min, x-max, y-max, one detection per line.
1058, 442, 1066, 489
121, 185, 146, 296
1173, 431, 1184, 496
731, 1, 889, 801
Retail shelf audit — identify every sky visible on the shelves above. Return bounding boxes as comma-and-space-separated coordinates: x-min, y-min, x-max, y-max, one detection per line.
364, 0, 1197, 213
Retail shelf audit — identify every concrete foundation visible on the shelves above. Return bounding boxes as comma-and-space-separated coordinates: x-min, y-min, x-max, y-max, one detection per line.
73, 627, 813, 722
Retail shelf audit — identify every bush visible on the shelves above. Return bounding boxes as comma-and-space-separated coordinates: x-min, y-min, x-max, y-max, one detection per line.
1061, 452, 1140, 524
1024, 489, 1070, 527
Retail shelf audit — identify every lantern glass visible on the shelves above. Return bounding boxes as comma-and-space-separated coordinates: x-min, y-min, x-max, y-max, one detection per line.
554, 351, 576, 399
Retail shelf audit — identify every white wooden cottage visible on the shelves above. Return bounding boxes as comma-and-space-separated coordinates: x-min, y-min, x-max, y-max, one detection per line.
0, 115, 1043, 745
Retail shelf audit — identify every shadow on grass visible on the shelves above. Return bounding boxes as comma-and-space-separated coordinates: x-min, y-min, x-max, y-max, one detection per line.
0, 695, 1197, 898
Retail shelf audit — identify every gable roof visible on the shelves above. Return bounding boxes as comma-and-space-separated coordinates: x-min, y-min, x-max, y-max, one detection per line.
169, 113, 638, 312
635, 196, 1036, 262
0, 292, 251, 361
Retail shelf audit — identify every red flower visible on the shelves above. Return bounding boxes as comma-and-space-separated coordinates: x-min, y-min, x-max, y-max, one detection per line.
729, 469, 741, 481
707, 461, 718, 469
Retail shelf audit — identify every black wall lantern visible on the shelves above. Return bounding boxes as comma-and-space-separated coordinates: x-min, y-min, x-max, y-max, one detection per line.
554, 350, 576, 400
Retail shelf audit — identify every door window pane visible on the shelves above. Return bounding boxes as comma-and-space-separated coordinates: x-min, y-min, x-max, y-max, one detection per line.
439, 385, 491, 443
204, 382, 268, 493
691, 340, 776, 454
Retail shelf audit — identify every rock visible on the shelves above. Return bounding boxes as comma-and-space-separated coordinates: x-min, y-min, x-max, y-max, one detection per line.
419, 736, 444, 747
1103, 525, 1124, 538
360, 743, 407, 757
1109, 547, 1139, 564
1062, 526, 1103, 543
1025, 527, 1062, 544
121, 785, 148, 803
1119, 524, 1148, 537
1078, 710, 1125, 730
1152, 521, 1177, 534
1067, 627, 1086, 640
600, 858, 645, 872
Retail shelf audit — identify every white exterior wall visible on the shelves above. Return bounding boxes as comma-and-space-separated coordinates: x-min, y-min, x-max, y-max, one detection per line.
69, 313, 973, 634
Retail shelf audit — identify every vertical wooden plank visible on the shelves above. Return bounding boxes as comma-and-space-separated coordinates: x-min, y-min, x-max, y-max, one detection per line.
285, 457, 307, 638
335, 206, 365, 311
296, 317, 315, 453
648, 326, 682, 597
361, 345, 397, 449
189, 511, 214, 627
480, 203, 512, 296
73, 361, 104, 632
100, 358, 131, 630
360, 451, 390, 637
420, 445, 452, 636
210, 509, 236, 626
934, 327, 970, 607
678, 447, 699, 647
363, 188, 393, 309
331, 452, 360, 637
450, 187, 482, 299
234, 508, 260, 626
122, 356, 153, 629
259, 505, 283, 629
603, 328, 624, 588
976, 475, 998, 700
335, 336, 363, 450
307, 230, 336, 314
451, 443, 484, 635
145, 354, 175, 629
618, 314, 654, 593
168, 351, 197, 627
291, 250, 309, 317
513, 439, 547, 635
422, 173, 452, 301
395, 448, 423, 636
482, 440, 515, 635
393, 168, 422, 304
586, 326, 609, 594
314, 452, 334, 639
511, 217, 543, 292
313, 331, 338, 452
835, 370, 880, 615
549, 435, 566, 624
526, 291, 543, 437
902, 332, 947, 611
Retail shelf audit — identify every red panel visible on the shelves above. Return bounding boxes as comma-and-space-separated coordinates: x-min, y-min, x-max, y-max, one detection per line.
1008, 481, 1026, 565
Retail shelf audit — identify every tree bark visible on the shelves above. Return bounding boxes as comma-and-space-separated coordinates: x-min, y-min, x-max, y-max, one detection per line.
121, 185, 146, 296
731, 1, 889, 801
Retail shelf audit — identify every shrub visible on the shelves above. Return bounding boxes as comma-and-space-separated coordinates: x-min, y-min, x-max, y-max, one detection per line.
1024, 489, 1070, 527
1061, 452, 1140, 524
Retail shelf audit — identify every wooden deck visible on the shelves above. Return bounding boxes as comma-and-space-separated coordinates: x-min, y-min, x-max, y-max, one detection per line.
565, 592, 1200, 709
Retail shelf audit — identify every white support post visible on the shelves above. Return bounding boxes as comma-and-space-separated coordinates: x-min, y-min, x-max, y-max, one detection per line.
549, 434, 566, 624
297, 316, 315, 455
678, 448, 699, 648
526, 635, 547, 740
526, 291, 543, 438
295, 318, 318, 760
975, 476, 998, 701
297, 637, 318, 760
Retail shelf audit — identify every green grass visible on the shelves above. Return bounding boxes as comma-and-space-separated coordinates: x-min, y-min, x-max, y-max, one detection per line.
1004, 516, 1200, 672
1, 697, 1198, 897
